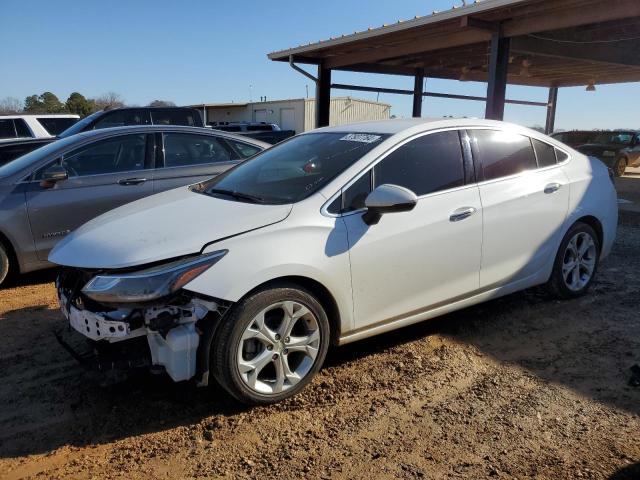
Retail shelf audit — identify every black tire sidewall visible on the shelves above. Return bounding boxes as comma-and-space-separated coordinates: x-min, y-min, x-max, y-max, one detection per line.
212, 285, 330, 405
0, 243, 9, 287
549, 222, 600, 299
614, 157, 627, 177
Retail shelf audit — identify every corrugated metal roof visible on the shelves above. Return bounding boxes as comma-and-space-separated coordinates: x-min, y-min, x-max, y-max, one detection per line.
268, 0, 528, 60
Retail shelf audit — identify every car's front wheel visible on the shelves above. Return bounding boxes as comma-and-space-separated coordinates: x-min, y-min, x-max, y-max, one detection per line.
212, 283, 330, 405
0, 242, 10, 287
614, 157, 627, 177
546, 222, 600, 299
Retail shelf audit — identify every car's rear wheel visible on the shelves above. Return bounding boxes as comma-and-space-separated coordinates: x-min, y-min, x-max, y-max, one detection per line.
0, 242, 10, 287
546, 222, 600, 299
212, 284, 330, 405
614, 157, 627, 177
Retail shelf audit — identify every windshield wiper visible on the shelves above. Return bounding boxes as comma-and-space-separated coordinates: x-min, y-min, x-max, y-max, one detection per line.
207, 188, 265, 203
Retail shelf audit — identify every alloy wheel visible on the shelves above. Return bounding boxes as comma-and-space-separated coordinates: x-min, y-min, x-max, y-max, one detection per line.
236, 300, 321, 395
562, 231, 597, 291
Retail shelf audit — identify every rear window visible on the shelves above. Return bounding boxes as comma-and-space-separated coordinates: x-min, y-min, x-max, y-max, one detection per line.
37, 117, 78, 135
246, 125, 273, 132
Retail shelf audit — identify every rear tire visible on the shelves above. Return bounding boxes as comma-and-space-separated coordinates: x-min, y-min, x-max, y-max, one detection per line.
614, 157, 627, 177
212, 283, 330, 405
0, 242, 10, 287
546, 222, 600, 299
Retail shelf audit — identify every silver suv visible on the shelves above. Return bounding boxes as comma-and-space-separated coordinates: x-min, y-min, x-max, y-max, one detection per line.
0, 125, 268, 285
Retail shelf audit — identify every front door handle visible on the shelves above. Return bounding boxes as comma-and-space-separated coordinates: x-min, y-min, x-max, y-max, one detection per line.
544, 182, 562, 194
118, 178, 147, 186
450, 206, 476, 222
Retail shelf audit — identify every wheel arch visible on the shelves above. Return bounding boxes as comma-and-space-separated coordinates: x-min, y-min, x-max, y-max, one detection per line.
574, 215, 603, 249
242, 275, 342, 346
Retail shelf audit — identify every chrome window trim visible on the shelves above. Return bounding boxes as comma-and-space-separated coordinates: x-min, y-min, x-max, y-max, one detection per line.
321, 126, 471, 218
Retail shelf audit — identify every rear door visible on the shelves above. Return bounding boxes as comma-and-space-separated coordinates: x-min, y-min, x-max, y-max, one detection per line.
468, 129, 570, 288
25, 133, 153, 259
152, 132, 240, 193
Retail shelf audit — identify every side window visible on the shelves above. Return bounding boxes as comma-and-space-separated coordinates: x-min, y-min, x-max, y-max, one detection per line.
469, 129, 537, 181
532, 138, 557, 168
555, 149, 569, 162
343, 170, 372, 212
61, 134, 147, 177
163, 133, 232, 167
14, 119, 33, 138
225, 139, 262, 159
94, 110, 150, 129
0, 119, 16, 139
151, 110, 196, 127
36, 117, 77, 135
374, 130, 465, 196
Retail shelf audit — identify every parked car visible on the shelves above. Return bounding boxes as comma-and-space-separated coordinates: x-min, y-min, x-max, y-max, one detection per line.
58, 107, 204, 138
0, 138, 54, 167
210, 122, 295, 144
573, 130, 640, 177
550, 130, 599, 148
50, 118, 617, 405
0, 125, 268, 285
0, 114, 79, 142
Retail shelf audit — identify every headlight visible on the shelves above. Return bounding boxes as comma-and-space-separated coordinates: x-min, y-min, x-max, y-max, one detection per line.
602, 150, 616, 157
82, 250, 227, 303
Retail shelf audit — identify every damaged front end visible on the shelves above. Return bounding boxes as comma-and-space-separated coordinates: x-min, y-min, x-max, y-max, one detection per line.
55, 251, 230, 385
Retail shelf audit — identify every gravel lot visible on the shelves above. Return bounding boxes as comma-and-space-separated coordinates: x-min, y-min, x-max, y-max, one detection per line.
1, 210, 639, 479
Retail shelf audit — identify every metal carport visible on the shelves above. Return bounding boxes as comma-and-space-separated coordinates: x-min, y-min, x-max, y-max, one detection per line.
268, 0, 640, 133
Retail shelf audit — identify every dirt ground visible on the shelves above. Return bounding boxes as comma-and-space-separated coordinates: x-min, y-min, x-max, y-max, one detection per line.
1, 214, 639, 479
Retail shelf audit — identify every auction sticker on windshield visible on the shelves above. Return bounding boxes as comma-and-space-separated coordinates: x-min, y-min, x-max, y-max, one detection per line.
339, 133, 382, 144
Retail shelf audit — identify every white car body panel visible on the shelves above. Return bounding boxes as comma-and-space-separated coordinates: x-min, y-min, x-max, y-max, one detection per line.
0, 114, 79, 141
50, 118, 618, 349
49, 186, 292, 269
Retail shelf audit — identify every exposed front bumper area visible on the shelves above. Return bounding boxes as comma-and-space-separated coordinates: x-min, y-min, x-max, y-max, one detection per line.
56, 268, 227, 384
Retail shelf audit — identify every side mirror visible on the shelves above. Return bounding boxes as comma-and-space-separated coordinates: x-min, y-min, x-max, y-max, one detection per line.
40, 164, 68, 188
362, 184, 418, 225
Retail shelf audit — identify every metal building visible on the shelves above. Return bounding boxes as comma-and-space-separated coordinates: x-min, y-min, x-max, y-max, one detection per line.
190, 97, 391, 134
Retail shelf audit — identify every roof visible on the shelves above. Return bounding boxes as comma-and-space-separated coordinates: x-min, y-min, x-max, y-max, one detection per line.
307, 117, 540, 135
269, 0, 640, 88
0, 114, 79, 119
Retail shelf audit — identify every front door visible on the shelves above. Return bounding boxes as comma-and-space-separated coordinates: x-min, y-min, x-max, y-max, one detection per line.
26, 133, 153, 260
342, 130, 483, 328
468, 129, 570, 288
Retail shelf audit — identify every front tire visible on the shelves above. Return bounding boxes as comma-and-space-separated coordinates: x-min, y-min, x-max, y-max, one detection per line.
614, 157, 627, 177
212, 284, 330, 405
546, 222, 600, 299
0, 242, 10, 287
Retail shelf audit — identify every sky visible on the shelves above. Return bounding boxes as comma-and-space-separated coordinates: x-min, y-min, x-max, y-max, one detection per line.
1, 0, 638, 131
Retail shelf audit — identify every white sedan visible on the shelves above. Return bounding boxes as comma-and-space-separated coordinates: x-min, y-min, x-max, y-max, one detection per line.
50, 118, 617, 404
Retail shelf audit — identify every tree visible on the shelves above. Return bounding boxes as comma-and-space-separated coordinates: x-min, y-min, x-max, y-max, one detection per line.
0, 97, 23, 114
66, 92, 94, 117
148, 100, 176, 107
92, 92, 125, 111
24, 92, 67, 113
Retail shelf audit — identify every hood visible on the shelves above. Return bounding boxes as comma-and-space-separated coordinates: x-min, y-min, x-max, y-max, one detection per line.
49, 187, 292, 269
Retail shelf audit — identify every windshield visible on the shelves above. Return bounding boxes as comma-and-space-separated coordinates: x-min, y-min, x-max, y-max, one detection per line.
0, 135, 80, 178
591, 131, 635, 145
57, 111, 102, 138
196, 132, 388, 204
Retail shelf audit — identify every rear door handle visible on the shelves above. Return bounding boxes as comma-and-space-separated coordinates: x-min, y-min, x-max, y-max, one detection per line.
544, 182, 562, 194
449, 206, 476, 222
118, 178, 147, 186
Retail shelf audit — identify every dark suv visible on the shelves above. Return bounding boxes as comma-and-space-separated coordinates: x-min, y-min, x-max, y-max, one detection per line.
59, 107, 204, 138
